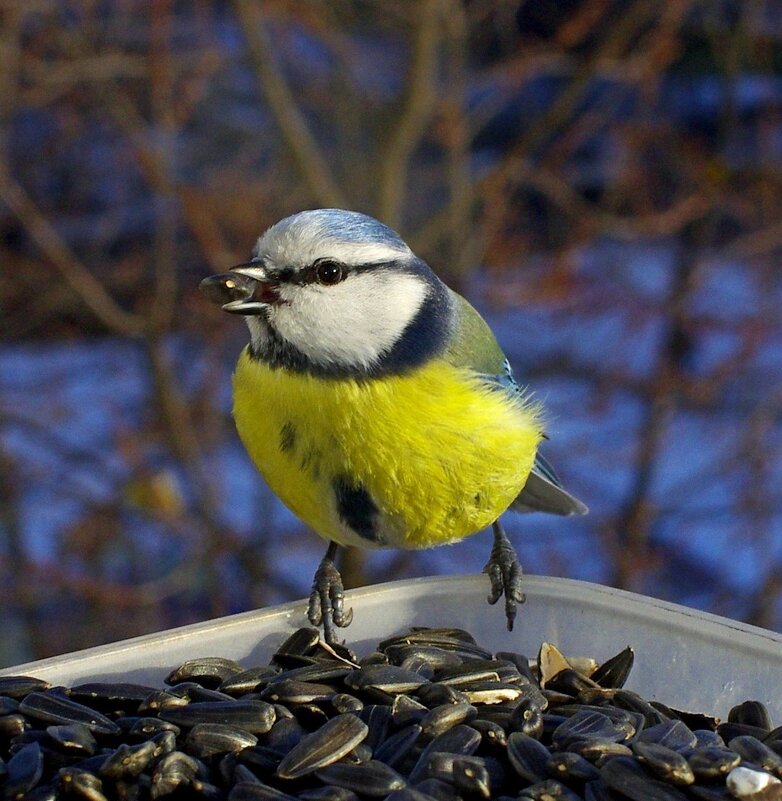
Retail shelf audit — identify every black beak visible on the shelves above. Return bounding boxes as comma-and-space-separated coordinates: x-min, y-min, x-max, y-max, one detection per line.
199, 265, 281, 314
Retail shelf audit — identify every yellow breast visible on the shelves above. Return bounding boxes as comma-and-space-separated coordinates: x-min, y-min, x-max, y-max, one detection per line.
232, 349, 542, 550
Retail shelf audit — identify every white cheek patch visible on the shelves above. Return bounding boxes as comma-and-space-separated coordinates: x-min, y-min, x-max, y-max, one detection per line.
270, 271, 429, 369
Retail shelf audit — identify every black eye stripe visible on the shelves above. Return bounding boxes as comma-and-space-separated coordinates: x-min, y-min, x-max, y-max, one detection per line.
267, 259, 401, 285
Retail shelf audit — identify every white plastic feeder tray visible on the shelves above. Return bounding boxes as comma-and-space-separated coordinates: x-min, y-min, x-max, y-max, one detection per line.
2, 575, 781, 720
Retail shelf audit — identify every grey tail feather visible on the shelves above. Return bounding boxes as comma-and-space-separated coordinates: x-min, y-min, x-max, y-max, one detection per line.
511, 453, 588, 516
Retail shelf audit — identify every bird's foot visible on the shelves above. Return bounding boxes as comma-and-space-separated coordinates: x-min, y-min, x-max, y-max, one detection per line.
483, 520, 525, 631
307, 542, 353, 643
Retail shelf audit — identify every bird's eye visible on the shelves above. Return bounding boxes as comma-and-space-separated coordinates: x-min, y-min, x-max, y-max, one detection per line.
314, 259, 344, 286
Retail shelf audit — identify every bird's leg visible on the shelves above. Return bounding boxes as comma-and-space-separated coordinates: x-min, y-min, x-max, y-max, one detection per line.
483, 519, 526, 631
307, 541, 353, 643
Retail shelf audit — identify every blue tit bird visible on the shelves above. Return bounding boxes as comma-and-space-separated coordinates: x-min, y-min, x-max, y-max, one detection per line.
200, 209, 586, 641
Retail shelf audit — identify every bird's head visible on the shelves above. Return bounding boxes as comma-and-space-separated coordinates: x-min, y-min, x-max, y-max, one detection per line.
200, 209, 452, 377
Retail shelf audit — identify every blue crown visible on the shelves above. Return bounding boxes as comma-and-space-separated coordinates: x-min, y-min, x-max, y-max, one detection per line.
271, 209, 409, 251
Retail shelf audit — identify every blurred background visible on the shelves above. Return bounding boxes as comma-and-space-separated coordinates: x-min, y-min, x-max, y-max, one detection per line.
1, 0, 781, 667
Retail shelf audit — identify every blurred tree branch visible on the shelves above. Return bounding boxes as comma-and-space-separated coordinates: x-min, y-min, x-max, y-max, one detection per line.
0, 438, 43, 661
2, 0, 782, 661
233, 0, 349, 209
442, 0, 476, 284
413, 0, 669, 256
611, 248, 698, 591
0, 168, 144, 336
377, 0, 441, 228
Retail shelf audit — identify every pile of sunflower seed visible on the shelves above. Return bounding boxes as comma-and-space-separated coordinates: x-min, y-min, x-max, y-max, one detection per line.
1, 626, 781, 801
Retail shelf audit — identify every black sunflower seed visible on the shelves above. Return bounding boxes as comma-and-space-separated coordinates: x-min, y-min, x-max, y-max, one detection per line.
4, 741, 44, 798
0, 676, 51, 699
18, 692, 120, 736
314, 760, 406, 796
275, 713, 368, 779
165, 657, 245, 688
590, 647, 635, 690
600, 755, 690, 801
159, 699, 275, 733
374, 723, 422, 768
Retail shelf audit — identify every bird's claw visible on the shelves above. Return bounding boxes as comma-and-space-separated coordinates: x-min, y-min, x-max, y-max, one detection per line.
308, 548, 353, 643
483, 522, 525, 631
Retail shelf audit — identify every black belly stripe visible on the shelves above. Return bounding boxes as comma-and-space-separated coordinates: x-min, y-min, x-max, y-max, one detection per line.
333, 476, 382, 543
279, 421, 296, 453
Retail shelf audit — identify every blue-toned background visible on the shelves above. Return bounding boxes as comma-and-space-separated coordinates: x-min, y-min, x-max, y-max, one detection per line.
1, 1, 781, 666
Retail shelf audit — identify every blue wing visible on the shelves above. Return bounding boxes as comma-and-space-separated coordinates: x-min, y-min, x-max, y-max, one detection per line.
477, 358, 529, 399
513, 452, 588, 516
480, 360, 588, 517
